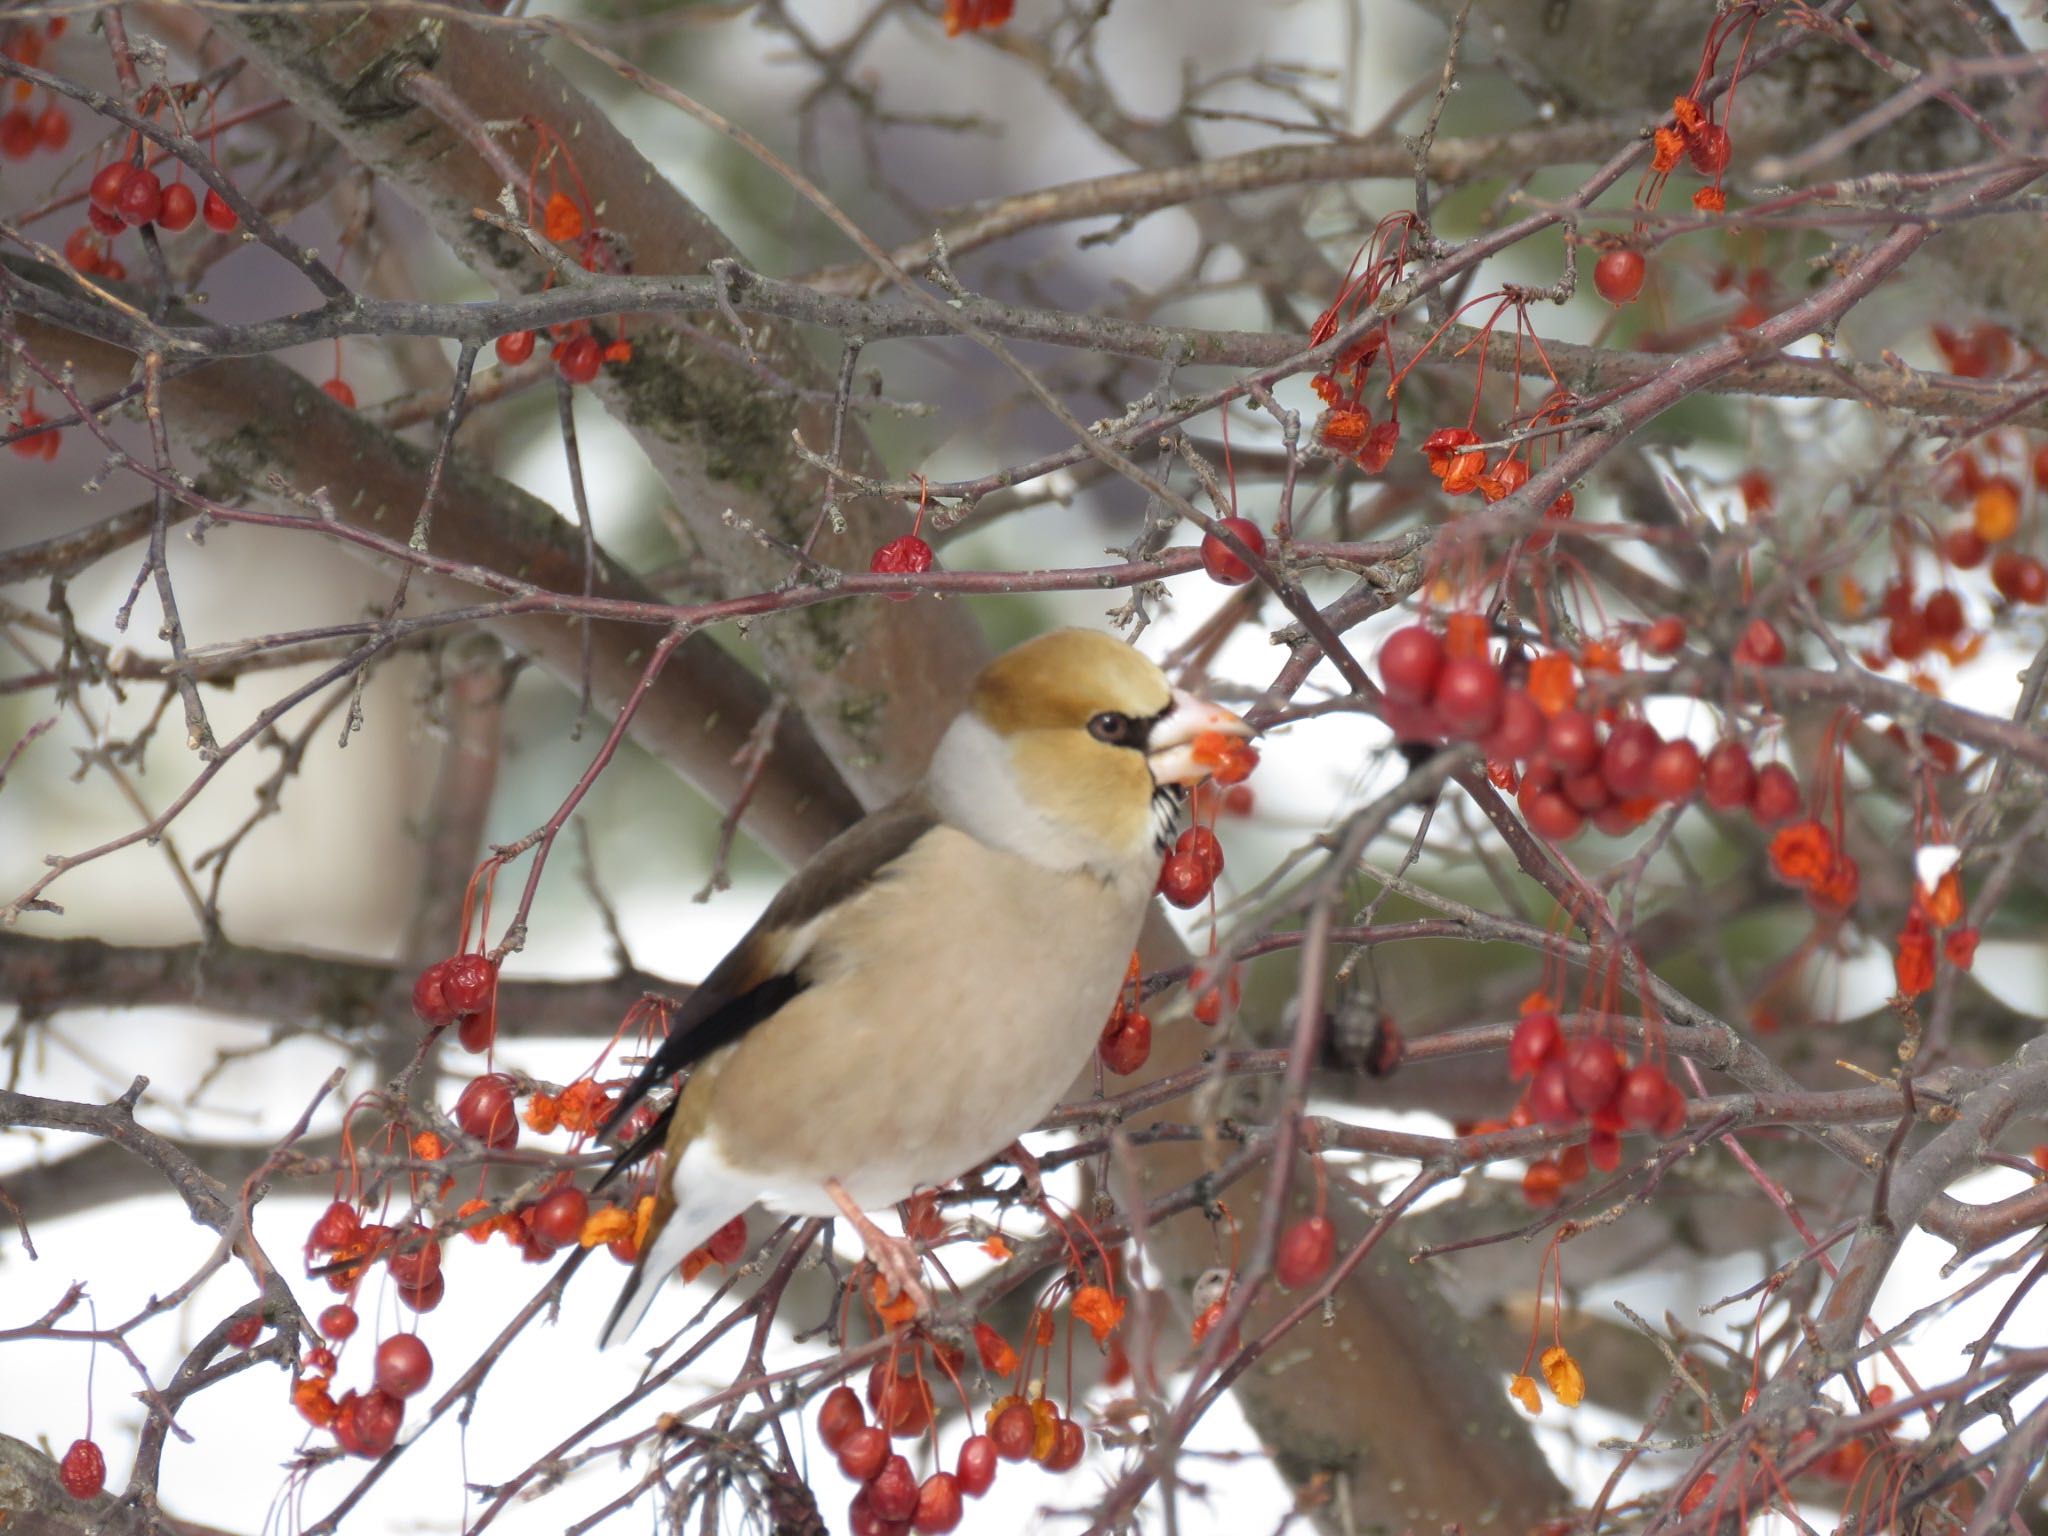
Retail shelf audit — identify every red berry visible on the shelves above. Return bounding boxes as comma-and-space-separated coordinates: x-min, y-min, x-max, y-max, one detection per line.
848, 1490, 903, 1536
116, 167, 162, 226
1508, 1009, 1563, 1079
63, 225, 103, 273
1522, 789, 1584, 842
1562, 769, 1611, 814
530, 1186, 588, 1250
1200, 517, 1267, 585
342, 1388, 404, 1457
307, 1199, 361, 1253
202, 187, 237, 232
555, 333, 602, 384
1158, 851, 1212, 909
455, 1074, 518, 1149
321, 378, 356, 409
991, 1403, 1036, 1461
913, 1471, 963, 1534
1543, 708, 1600, 775
319, 1304, 358, 1340
89, 161, 130, 213
1593, 249, 1646, 306
88, 203, 125, 237
1378, 624, 1444, 706
1617, 1063, 1674, 1131
866, 1359, 934, 1439
870, 535, 934, 596
386, 1224, 442, 1288
36, 103, 68, 151
443, 953, 496, 1014
374, 1333, 433, 1398
1643, 616, 1687, 655
496, 329, 536, 365
1432, 656, 1504, 739
818, 1386, 865, 1452
705, 1214, 747, 1265
955, 1435, 997, 1496
1647, 739, 1702, 801
60, 1438, 105, 1500
1600, 719, 1661, 798
0, 107, 37, 159
1992, 550, 2048, 605
1945, 525, 1987, 569
157, 182, 197, 232
1688, 123, 1732, 175
1098, 1008, 1151, 1075
1564, 1038, 1623, 1115
1527, 1060, 1576, 1125
227, 1313, 262, 1348
838, 1424, 889, 1482
1176, 826, 1224, 881
1275, 1215, 1336, 1289
869, 1456, 918, 1522
457, 1009, 496, 1053
1043, 1418, 1086, 1473
1484, 687, 1545, 762
1922, 588, 1964, 640
411, 960, 458, 1026
1735, 617, 1785, 666
1701, 741, 1754, 811
1749, 762, 1800, 825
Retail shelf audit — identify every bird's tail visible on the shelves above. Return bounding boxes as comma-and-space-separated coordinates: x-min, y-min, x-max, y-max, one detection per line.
598, 1196, 720, 1351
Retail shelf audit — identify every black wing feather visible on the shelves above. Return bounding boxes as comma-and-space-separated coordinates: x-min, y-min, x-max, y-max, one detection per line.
592, 795, 940, 1184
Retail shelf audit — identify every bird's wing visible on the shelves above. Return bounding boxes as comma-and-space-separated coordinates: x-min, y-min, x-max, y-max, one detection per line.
593, 793, 940, 1184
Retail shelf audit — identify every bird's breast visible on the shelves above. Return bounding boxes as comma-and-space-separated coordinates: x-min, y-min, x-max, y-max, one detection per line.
693, 827, 1153, 1212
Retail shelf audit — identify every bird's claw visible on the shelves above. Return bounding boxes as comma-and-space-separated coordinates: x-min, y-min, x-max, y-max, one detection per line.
863, 1228, 931, 1316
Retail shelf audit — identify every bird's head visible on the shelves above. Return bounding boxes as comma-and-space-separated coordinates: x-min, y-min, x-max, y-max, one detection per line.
928, 629, 1253, 873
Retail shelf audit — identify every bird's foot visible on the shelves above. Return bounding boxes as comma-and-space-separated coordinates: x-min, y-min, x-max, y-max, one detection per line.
999, 1139, 1049, 1210
825, 1177, 930, 1315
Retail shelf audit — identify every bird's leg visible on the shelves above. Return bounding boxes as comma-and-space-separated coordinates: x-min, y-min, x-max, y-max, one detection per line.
824, 1177, 930, 1315
998, 1139, 1049, 1210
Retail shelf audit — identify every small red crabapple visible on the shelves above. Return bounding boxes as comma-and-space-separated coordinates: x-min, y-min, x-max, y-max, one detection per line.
1563, 1038, 1623, 1114
870, 534, 934, 600
817, 1385, 865, 1451
990, 1402, 1036, 1461
913, 1471, 963, 1534
60, 1439, 105, 1500
1275, 1216, 1336, 1289
411, 960, 458, 1027
226, 1312, 262, 1349
554, 334, 602, 384
1431, 656, 1504, 739
442, 953, 496, 1015
1647, 739, 1702, 801
1643, 616, 1687, 655
1701, 741, 1755, 810
1376, 624, 1444, 706
1176, 826, 1223, 880
1042, 1418, 1086, 1472
1593, 249, 1646, 306
836, 1424, 889, 1481
374, 1333, 433, 1398
1734, 617, 1786, 666
454, 1074, 518, 1149
530, 1186, 589, 1250
202, 187, 238, 233
115, 167, 163, 226
319, 1304, 358, 1340
321, 378, 356, 409
1098, 1008, 1151, 1074
869, 1456, 918, 1522
1748, 763, 1801, 825
156, 182, 198, 233
1157, 851, 1212, 909
496, 329, 537, 365
88, 162, 131, 213
955, 1435, 997, 1496
1199, 517, 1267, 585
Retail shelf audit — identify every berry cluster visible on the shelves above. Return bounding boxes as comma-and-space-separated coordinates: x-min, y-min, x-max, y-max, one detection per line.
1491, 994, 1687, 1207
489, 119, 635, 387
1376, 619, 1798, 843
0, 23, 69, 166
411, 950, 501, 1052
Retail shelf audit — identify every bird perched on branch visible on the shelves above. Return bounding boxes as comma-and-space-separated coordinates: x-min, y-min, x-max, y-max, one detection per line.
595, 628, 1253, 1346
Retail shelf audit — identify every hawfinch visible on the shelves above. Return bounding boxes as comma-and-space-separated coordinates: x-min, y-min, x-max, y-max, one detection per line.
596, 628, 1252, 1346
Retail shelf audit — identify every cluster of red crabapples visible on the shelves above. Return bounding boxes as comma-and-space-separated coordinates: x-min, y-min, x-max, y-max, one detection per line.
1375, 613, 1803, 843
818, 1278, 1132, 1535
1, 21, 71, 164
1486, 993, 1689, 1208
489, 118, 634, 387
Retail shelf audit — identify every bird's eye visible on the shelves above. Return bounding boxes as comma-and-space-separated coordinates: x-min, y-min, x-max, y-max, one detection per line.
1088, 711, 1134, 746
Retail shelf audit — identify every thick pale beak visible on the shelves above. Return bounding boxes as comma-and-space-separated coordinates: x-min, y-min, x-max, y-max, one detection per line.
1146, 687, 1255, 786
